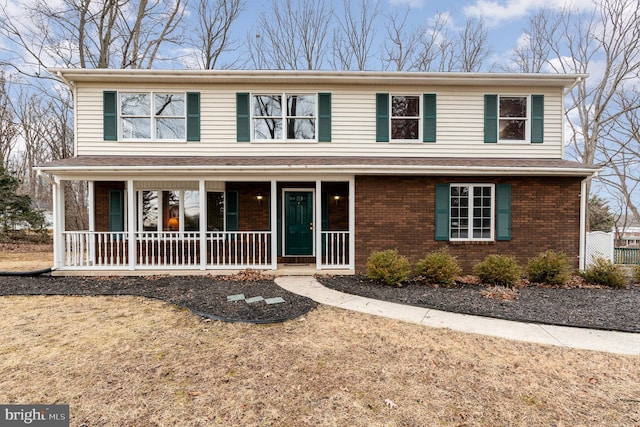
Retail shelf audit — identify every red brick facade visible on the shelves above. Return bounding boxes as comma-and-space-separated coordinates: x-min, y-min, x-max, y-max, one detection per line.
94, 181, 125, 232
354, 175, 583, 274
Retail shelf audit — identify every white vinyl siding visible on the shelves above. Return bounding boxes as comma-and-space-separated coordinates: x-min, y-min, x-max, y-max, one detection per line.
76, 82, 564, 158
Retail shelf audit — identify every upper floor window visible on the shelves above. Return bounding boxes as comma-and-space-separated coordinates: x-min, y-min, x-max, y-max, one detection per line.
252, 94, 316, 141
391, 95, 420, 140
121, 93, 185, 140
484, 94, 543, 144
499, 96, 527, 141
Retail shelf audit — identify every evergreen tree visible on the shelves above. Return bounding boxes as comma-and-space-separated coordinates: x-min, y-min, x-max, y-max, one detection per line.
0, 165, 46, 235
588, 195, 615, 232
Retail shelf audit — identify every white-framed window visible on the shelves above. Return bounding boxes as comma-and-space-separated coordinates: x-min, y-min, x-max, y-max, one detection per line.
450, 184, 494, 241
138, 190, 225, 233
391, 95, 420, 141
252, 93, 316, 141
499, 95, 528, 142
120, 92, 186, 141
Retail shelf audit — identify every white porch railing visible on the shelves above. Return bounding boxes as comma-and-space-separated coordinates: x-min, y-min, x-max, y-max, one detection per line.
136, 231, 200, 268
61, 230, 274, 270
321, 231, 350, 268
63, 231, 128, 268
207, 231, 272, 269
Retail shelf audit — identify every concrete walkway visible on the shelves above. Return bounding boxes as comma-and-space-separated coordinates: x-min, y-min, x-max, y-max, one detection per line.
275, 276, 640, 356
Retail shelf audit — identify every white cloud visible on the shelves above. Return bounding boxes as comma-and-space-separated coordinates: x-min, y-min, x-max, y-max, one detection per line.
463, 0, 594, 25
388, 0, 425, 8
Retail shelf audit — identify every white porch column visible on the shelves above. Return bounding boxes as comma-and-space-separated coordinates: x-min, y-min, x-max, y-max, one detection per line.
127, 180, 136, 270
579, 178, 587, 271
199, 179, 207, 270
270, 179, 278, 270
315, 179, 322, 270
349, 176, 355, 271
52, 178, 64, 270
87, 181, 95, 265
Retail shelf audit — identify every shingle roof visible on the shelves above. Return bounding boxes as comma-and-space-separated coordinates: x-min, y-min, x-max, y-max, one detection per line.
36, 156, 598, 177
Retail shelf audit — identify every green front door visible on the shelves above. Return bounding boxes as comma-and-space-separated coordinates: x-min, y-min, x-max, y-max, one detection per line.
285, 191, 313, 255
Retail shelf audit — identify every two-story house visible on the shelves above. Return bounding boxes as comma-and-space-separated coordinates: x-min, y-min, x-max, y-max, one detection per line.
36, 69, 598, 275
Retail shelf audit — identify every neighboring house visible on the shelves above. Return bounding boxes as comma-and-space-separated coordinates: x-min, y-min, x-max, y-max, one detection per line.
617, 223, 640, 247
35, 69, 598, 275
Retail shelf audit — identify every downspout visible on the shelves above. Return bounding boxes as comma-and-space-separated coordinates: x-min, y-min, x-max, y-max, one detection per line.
579, 179, 587, 271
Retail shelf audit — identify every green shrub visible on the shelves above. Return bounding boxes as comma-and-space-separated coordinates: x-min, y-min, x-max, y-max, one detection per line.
580, 258, 626, 288
526, 250, 572, 285
474, 254, 521, 288
415, 249, 462, 286
367, 249, 411, 287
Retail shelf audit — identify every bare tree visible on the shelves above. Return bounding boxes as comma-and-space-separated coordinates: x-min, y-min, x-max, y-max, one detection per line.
0, 0, 186, 72
247, 0, 332, 70
0, 72, 18, 169
507, 9, 560, 73
190, 0, 244, 69
331, 0, 380, 71
457, 17, 492, 72
381, 8, 421, 71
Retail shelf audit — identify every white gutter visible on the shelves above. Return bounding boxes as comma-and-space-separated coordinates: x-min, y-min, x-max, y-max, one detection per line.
33, 164, 600, 177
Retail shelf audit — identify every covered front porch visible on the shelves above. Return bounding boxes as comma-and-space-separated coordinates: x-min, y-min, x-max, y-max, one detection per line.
49, 176, 355, 274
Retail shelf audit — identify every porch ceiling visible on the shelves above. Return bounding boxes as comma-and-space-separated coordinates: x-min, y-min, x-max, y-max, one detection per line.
35, 155, 599, 179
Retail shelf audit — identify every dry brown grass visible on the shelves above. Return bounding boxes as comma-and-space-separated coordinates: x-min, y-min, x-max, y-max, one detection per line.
0, 243, 53, 271
0, 295, 638, 426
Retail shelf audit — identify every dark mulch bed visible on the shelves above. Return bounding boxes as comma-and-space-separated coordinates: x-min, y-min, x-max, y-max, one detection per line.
0, 275, 317, 324
318, 275, 640, 333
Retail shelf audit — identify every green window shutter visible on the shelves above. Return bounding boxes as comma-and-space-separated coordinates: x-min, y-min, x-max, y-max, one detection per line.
376, 93, 389, 142
423, 93, 437, 143
186, 92, 200, 141
484, 94, 498, 143
225, 190, 239, 231
236, 93, 250, 142
318, 92, 332, 142
103, 91, 118, 141
495, 184, 511, 241
531, 94, 544, 143
434, 183, 450, 241
108, 190, 124, 232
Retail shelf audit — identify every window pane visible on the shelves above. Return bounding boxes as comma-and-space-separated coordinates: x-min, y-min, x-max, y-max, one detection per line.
253, 95, 282, 117
155, 93, 184, 117
391, 119, 419, 139
122, 117, 151, 139
286, 118, 315, 139
156, 118, 185, 139
184, 191, 199, 232
500, 119, 526, 140
254, 118, 282, 139
500, 97, 526, 118
392, 96, 419, 117
287, 95, 315, 117
164, 191, 180, 231
207, 192, 224, 231
121, 93, 150, 116
142, 191, 158, 231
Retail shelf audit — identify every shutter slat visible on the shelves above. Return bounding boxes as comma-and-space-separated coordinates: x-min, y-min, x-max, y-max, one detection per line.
423, 93, 436, 143
484, 94, 498, 143
103, 91, 117, 141
186, 92, 200, 142
376, 93, 389, 142
318, 92, 331, 142
496, 184, 511, 241
236, 93, 250, 142
531, 94, 544, 143
435, 183, 450, 241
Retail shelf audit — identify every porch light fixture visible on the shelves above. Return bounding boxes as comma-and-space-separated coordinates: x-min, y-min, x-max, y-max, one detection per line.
167, 217, 179, 231
256, 194, 264, 206
333, 195, 341, 206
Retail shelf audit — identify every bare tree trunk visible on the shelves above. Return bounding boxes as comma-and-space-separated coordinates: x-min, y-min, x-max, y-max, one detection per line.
331, 0, 380, 71
191, 0, 244, 69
